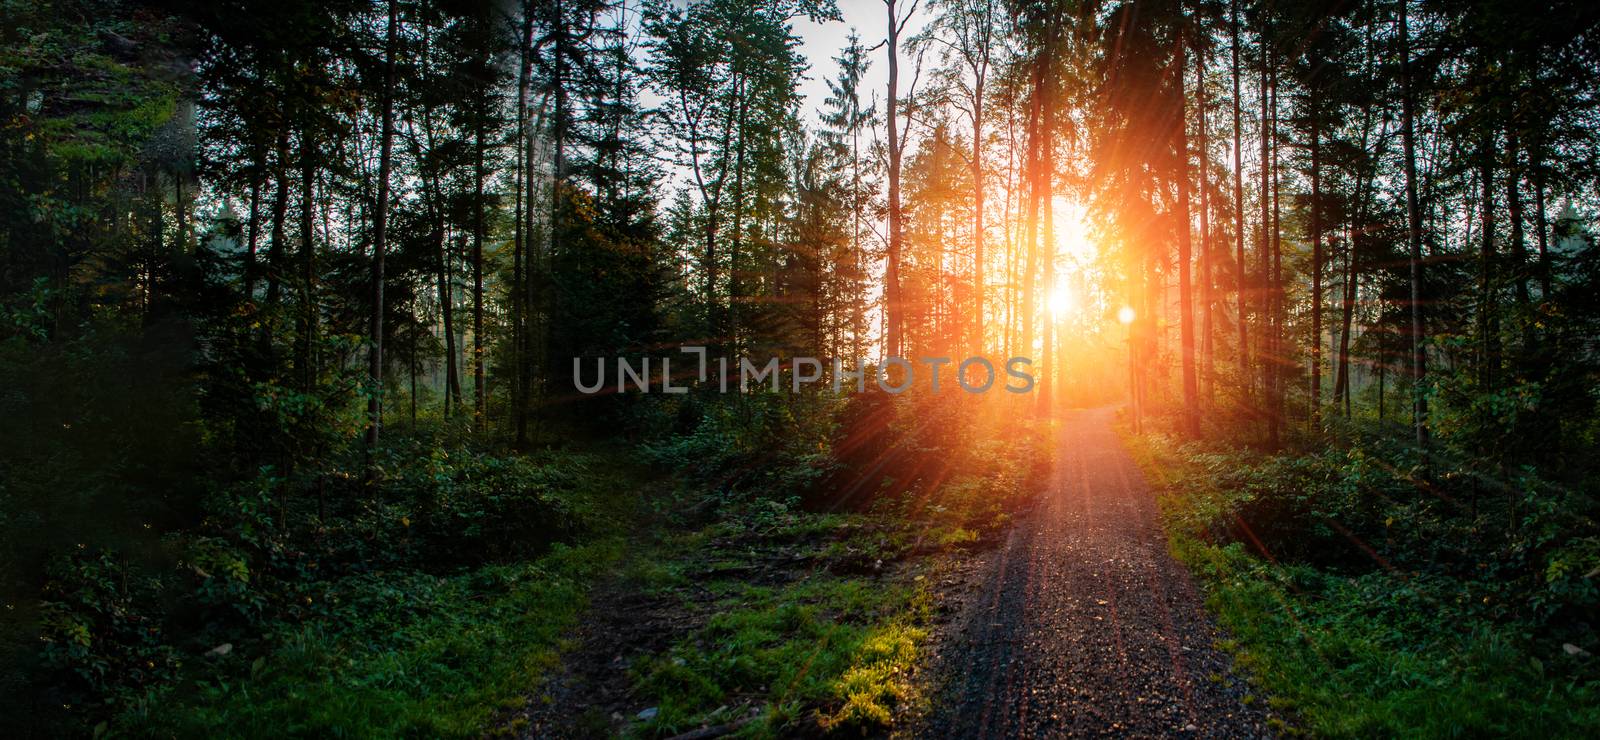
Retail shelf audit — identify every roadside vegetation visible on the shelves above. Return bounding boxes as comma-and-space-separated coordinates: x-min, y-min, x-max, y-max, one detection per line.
7, 373, 1046, 737
1130, 419, 1600, 738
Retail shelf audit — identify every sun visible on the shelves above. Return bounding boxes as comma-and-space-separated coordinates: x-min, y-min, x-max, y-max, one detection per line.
1048, 281, 1075, 318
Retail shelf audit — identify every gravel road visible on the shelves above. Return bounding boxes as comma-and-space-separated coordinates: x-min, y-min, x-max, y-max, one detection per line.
916, 407, 1274, 738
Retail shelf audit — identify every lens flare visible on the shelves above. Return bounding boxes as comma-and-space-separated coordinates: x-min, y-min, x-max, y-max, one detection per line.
1048, 282, 1074, 318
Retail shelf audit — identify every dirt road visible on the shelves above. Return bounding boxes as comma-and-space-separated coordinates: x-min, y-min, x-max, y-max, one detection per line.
916, 407, 1273, 738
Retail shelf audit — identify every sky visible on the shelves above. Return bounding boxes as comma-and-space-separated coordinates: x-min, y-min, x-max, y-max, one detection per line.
629, 1, 933, 194
791, 0, 931, 131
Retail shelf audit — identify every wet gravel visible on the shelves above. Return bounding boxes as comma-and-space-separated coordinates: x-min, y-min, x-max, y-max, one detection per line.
915, 408, 1275, 738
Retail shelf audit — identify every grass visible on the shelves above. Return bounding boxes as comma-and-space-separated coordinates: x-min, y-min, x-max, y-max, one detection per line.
116, 540, 622, 738
632, 570, 931, 737
94, 411, 1042, 738
607, 415, 1049, 737
1126, 430, 1600, 738
621, 510, 938, 738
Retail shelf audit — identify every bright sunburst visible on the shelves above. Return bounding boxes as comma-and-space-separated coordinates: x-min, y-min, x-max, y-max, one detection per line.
1048, 280, 1075, 318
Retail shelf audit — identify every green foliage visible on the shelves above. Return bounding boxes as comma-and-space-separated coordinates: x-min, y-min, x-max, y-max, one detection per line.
641, 391, 844, 499
392, 447, 609, 564
122, 541, 620, 738
37, 549, 185, 712
1133, 430, 1600, 737
630, 539, 931, 737
10, 438, 621, 735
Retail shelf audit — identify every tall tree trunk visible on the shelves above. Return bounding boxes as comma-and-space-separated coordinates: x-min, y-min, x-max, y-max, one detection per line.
512, 3, 532, 448
472, 123, 487, 429
1176, 31, 1200, 437
884, 0, 907, 358
1478, 134, 1498, 389
410, 305, 418, 429
1505, 137, 1532, 311
730, 73, 748, 354
1258, 34, 1271, 434
298, 127, 317, 392
265, 134, 290, 306
243, 174, 262, 301
438, 225, 461, 415
1336, 223, 1357, 414
175, 173, 187, 255
1532, 153, 1552, 299
1197, 35, 1214, 406
545, 0, 569, 415
1267, 63, 1280, 445
1267, 50, 1282, 449
1399, 0, 1428, 448
972, 76, 986, 351
366, 0, 398, 451
1038, 76, 1055, 413
1310, 118, 1322, 425
1231, 0, 1247, 388
1021, 55, 1045, 371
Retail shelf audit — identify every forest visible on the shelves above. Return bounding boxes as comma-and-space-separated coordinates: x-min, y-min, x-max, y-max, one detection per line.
3, 0, 1599, 736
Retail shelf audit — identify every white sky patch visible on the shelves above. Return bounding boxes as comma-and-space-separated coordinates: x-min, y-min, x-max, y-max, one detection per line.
792, 0, 932, 131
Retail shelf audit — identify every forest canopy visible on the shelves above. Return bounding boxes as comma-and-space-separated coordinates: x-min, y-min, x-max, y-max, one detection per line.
3, 0, 1600, 735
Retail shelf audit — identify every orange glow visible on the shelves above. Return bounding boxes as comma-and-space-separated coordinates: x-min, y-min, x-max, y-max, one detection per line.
1053, 201, 1098, 264
1048, 281, 1075, 318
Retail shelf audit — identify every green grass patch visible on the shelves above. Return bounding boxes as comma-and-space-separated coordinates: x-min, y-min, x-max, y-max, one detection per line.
1126, 432, 1600, 738
118, 540, 622, 738
632, 568, 932, 737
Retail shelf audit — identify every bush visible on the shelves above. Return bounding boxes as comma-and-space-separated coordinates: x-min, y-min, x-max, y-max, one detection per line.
1140, 428, 1600, 737
641, 391, 843, 500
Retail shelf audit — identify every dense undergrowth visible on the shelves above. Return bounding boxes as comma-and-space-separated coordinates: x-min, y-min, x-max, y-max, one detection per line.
15, 433, 634, 737
599, 390, 1051, 737
3, 376, 1048, 738
1130, 419, 1600, 737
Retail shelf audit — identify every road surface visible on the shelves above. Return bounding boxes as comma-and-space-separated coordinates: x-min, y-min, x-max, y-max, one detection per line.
917, 407, 1273, 738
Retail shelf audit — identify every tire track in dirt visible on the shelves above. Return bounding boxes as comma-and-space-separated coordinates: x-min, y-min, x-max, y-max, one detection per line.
915, 407, 1274, 738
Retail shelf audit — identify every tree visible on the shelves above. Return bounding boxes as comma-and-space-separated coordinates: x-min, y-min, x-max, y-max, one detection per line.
1398, 0, 1427, 448
925, 0, 997, 350
883, 0, 921, 359
366, 0, 399, 451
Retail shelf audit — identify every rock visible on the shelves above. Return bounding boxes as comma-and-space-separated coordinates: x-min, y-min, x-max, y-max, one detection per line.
1184, 723, 1199, 733
1563, 643, 1591, 657
637, 707, 659, 721
206, 643, 232, 657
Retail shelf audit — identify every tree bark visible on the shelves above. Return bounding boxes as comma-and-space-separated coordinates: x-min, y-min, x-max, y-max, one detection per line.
972, 69, 986, 351
472, 121, 487, 429
366, 0, 398, 451
1399, 0, 1429, 448
1231, 0, 1247, 388
1478, 134, 1498, 389
512, 3, 533, 447
297, 126, 317, 392
1268, 56, 1282, 449
1532, 153, 1552, 299
884, 0, 908, 358
1258, 34, 1271, 439
243, 174, 262, 301
1197, 34, 1214, 406
1336, 223, 1357, 414
1176, 31, 1200, 437
1310, 118, 1322, 425
438, 226, 461, 416
265, 134, 289, 306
